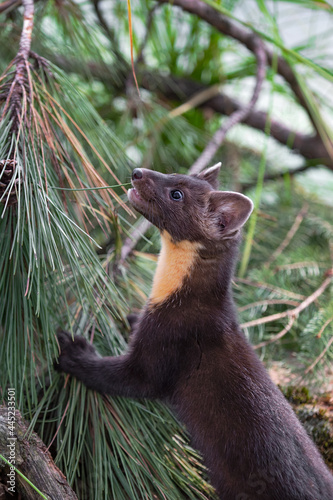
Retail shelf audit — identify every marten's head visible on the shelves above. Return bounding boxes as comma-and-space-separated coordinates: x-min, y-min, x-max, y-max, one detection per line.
128, 165, 253, 248
128, 165, 253, 304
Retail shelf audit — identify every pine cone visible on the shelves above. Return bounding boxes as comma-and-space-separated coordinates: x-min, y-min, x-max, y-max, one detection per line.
0, 159, 20, 206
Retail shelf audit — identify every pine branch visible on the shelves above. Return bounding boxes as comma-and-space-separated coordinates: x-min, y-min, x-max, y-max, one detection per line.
275, 261, 327, 272
190, 37, 266, 174
135, 4, 161, 66
316, 316, 333, 340
264, 203, 309, 267
238, 299, 301, 312
92, 0, 115, 41
253, 316, 296, 350
16, 0, 34, 78
120, 218, 151, 265
305, 317, 333, 374
240, 275, 333, 348
234, 278, 306, 300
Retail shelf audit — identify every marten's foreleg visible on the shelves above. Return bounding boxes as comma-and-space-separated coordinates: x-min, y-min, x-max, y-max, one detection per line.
56, 331, 160, 399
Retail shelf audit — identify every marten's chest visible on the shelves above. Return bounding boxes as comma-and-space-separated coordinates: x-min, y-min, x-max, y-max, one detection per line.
149, 232, 201, 305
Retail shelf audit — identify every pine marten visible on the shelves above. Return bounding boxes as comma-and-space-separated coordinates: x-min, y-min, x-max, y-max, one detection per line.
57, 165, 333, 499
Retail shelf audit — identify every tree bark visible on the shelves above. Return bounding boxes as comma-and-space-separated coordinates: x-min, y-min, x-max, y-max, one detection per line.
0, 406, 77, 500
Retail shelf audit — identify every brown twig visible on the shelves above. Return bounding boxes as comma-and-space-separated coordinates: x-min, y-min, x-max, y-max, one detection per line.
316, 316, 333, 339
0, 0, 21, 13
136, 4, 160, 65
264, 203, 309, 267
241, 309, 294, 329
253, 316, 296, 350
119, 218, 152, 265
238, 298, 300, 313
235, 277, 306, 300
1, 0, 35, 129
242, 275, 332, 330
92, 0, 115, 41
190, 36, 266, 174
0, 0, 34, 205
15, 0, 34, 84
275, 261, 326, 272
305, 317, 333, 374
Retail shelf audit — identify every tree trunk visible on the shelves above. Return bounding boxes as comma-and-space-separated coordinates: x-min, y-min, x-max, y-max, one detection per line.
0, 406, 77, 500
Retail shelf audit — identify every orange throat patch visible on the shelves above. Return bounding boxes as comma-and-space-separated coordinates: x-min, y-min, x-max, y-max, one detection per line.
149, 231, 200, 305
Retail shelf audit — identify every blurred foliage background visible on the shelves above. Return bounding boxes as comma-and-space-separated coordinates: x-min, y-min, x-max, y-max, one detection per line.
0, 0, 332, 498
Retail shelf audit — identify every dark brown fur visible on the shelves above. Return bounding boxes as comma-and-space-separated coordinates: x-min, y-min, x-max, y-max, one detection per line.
56, 166, 333, 499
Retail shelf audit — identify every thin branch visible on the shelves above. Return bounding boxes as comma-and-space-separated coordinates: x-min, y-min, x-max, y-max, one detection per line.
306, 336, 333, 372
241, 309, 294, 329
166, 84, 222, 119
0, 0, 35, 137
275, 261, 326, 272
92, 0, 116, 42
15, 0, 34, 84
305, 318, 333, 374
119, 218, 151, 265
235, 277, 306, 300
253, 316, 296, 350
242, 275, 332, 329
316, 316, 333, 339
46, 399, 70, 453
238, 298, 300, 313
264, 203, 309, 267
190, 37, 266, 174
0, 0, 21, 13
136, 4, 160, 65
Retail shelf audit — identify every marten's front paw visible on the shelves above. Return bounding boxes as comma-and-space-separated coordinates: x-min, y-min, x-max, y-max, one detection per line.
55, 331, 97, 375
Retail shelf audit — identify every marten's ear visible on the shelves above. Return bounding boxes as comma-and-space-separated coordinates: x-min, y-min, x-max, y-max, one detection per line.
197, 163, 221, 189
208, 191, 253, 234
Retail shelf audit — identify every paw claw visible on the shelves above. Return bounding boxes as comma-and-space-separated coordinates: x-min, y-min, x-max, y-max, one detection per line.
55, 332, 97, 376
57, 330, 72, 349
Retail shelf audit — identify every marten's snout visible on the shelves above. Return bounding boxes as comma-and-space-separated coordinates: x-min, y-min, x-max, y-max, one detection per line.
132, 168, 143, 180
129, 168, 154, 214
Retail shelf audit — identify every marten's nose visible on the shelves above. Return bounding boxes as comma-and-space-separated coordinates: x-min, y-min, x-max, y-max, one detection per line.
132, 168, 143, 180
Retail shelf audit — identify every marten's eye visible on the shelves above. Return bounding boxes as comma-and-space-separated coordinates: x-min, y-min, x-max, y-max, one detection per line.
170, 190, 184, 201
